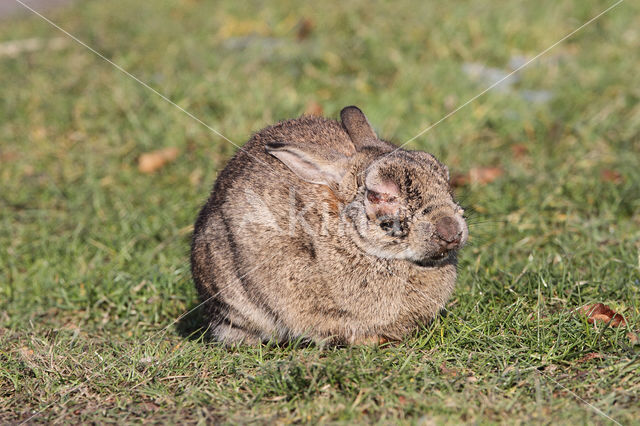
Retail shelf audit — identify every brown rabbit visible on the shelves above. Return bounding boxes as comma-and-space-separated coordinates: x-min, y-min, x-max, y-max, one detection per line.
191, 106, 467, 345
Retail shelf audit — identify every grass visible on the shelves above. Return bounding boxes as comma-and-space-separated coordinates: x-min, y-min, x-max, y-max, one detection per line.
1, 0, 639, 423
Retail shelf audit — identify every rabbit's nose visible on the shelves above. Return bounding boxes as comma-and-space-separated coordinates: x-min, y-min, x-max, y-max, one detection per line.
434, 216, 462, 249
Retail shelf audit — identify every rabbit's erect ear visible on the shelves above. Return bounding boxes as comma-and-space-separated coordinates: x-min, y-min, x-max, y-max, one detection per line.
266, 143, 349, 186
340, 106, 378, 148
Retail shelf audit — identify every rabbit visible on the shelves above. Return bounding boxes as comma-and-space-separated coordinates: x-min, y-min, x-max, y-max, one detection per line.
191, 106, 468, 345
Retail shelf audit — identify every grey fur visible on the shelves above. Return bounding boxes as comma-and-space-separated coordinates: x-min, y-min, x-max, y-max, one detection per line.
191, 106, 468, 345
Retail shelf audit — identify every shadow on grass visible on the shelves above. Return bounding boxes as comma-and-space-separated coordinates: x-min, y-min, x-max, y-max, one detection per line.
175, 302, 209, 341
174, 305, 449, 349
174, 304, 315, 349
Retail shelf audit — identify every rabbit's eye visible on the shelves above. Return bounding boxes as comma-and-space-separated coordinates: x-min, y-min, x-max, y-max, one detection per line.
379, 219, 393, 232
367, 190, 397, 204
367, 190, 382, 203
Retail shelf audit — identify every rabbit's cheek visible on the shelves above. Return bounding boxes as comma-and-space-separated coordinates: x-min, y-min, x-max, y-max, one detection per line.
411, 221, 435, 240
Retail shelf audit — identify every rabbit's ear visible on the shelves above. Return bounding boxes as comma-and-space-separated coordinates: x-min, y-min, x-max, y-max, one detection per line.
266, 143, 348, 186
340, 106, 377, 148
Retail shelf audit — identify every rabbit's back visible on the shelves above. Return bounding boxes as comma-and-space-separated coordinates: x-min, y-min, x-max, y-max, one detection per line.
191, 116, 363, 343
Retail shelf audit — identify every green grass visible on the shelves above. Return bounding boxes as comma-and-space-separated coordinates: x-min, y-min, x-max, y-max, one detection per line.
1, 0, 639, 423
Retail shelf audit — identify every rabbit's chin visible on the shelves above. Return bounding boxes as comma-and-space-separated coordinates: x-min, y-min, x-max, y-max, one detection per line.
413, 251, 456, 268
397, 247, 455, 267
349, 237, 455, 267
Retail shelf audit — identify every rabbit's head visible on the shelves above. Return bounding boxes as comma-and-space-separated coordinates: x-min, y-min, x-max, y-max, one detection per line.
266, 106, 467, 267
345, 147, 467, 267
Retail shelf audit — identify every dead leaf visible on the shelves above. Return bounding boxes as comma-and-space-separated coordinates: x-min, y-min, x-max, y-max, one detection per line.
296, 18, 314, 40
304, 101, 324, 116
138, 147, 179, 174
19, 346, 34, 359
452, 166, 503, 187
511, 144, 528, 158
439, 361, 458, 377
450, 174, 467, 187
627, 332, 639, 345
576, 352, 603, 364
601, 169, 624, 184
579, 303, 626, 327
0, 150, 18, 162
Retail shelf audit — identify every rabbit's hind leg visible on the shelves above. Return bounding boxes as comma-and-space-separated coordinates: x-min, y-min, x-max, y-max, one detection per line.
211, 317, 263, 345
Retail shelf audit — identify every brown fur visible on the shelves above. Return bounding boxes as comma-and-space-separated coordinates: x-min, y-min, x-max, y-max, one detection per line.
191, 106, 468, 345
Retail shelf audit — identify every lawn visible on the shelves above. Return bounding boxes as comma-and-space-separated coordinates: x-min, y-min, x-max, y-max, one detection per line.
1, 0, 639, 423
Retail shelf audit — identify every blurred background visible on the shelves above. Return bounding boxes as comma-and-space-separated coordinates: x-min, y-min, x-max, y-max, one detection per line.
1, 0, 639, 422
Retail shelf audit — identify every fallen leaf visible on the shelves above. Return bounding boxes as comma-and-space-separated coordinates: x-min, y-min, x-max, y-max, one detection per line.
511, 144, 528, 158
627, 332, 639, 345
296, 18, 314, 40
0, 150, 18, 162
138, 147, 179, 174
576, 352, 603, 364
19, 346, 34, 359
439, 361, 458, 377
579, 303, 626, 327
451, 166, 503, 187
304, 101, 324, 116
601, 169, 624, 184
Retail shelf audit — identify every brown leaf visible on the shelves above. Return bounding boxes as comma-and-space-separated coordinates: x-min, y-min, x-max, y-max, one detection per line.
439, 361, 458, 377
627, 332, 639, 345
296, 18, 314, 41
576, 352, 603, 364
304, 101, 324, 116
601, 169, 624, 184
138, 147, 180, 174
451, 166, 503, 187
511, 143, 528, 158
580, 303, 626, 327
0, 150, 18, 162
